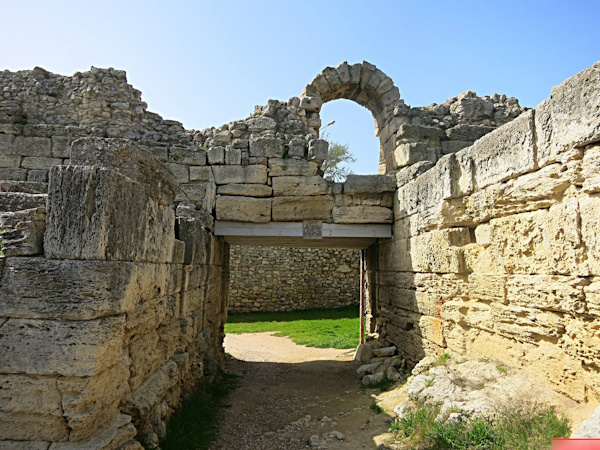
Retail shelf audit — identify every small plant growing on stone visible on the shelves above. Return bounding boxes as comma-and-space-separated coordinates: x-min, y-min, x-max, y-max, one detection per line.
451, 375, 467, 388
496, 363, 508, 374
435, 353, 452, 366
455, 357, 468, 364
370, 399, 384, 414
478, 356, 490, 363
425, 377, 435, 388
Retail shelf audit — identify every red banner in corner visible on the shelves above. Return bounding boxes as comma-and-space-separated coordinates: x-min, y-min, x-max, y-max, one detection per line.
552, 439, 600, 449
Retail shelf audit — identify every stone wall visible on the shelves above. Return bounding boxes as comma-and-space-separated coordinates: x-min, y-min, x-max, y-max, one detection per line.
0, 140, 229, 449
228, 246, 359, 312
376, 61, 600, 403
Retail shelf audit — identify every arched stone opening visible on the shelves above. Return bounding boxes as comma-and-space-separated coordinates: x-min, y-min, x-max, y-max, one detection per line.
299, 61, 403, 174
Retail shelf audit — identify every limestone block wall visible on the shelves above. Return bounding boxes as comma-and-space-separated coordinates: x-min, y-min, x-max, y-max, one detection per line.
228, 245, 359, 312
377, 61, 600, 403
0, 140, 229, 449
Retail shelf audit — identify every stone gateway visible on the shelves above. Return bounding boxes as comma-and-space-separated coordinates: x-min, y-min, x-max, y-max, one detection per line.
0, 60, 599, 448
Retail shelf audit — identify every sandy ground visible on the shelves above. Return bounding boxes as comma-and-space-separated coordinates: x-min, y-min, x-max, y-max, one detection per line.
209, 332, 598, 449
210, 332, 394, 450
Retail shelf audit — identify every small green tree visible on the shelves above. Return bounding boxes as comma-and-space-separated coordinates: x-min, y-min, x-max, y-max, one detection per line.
321, 136, 356, 182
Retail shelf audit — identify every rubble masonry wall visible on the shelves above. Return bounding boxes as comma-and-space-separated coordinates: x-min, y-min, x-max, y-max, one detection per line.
228, 246, 359, 312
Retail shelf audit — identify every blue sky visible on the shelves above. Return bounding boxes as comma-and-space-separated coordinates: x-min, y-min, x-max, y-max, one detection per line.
2, 0, 599, 174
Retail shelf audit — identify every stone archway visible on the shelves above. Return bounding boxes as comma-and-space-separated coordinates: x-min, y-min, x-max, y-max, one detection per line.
299, 61, 403, 173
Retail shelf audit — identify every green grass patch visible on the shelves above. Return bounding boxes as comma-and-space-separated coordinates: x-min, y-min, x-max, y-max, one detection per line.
160, 373, 237, 450
388, 402, 570, 450
225, 306, 360, 349
434, 353, 452, 366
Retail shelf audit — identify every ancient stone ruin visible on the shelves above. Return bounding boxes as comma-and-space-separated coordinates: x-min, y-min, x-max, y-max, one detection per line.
0, 60, 599, 448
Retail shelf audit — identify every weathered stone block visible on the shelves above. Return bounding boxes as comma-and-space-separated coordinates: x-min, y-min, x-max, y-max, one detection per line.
246, 117, 276, 133
582, 145, 600, 194
396, 124, 445, 141
396, 153, 471, 220
128, 332, 164, 391
299, 96, 323, 112
560, 316, 600, 373
249, 137, 284, 158
550, 61, 600, 151
0, 192, 46, 212
506, 275, 587, 314
169, 145, 207, 166
120, 359, 181, 447
45, 166, 175, 263
410, 228, 470, 274
212, 165, 267, 185
487, 210, 548, 274
492, 303, 565, 342
418, 316, 445, 347
216, 196, 271, 222
393, 142, 438, 168
175, 204, 214, 231
175, 182, 216, 213
464, 110, 537, 190
176, 217, 211, 265
543, 199, 586, 276
468, 273, 506, 303
287, 138, 306, 158
124, 294, 174, 341
584, 279, 600, 316
268, 158, 318, 177
344, 174, 396, 194
21, 156, 62, 170
166, 163, 189, 183
27, 169, 49, 183
0, 374, 68, 441
0, 133, 15, 155
272, 176, 330, 196
474, 223, 491, 246
13, 136, 51, 157
0, 167, 27, 180
189, 166, 214, 182
0, 154, 21, 167
332, 205, 393, 224
0, 316, 125, 376
272, 196, 333, 221
207, 146, 224, 164
441, 140, 472, 155
47, 413, 136, 450
534, 98, 555, 167
71, 138, 178, 206
57, 360, 130, 441
51, 136, 72, 158
0, 257, 170, 320
0, 180, 47, 194
395, 161, 434, 188
307, 139, 328, 163
217, 184, 272, 197
0, 207, 46, 256
579, 195, 600, 275
446, 124, 494, 141
225, 146, 241, 165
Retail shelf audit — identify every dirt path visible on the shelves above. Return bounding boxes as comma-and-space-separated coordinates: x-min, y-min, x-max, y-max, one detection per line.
210, 332, 393, 450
